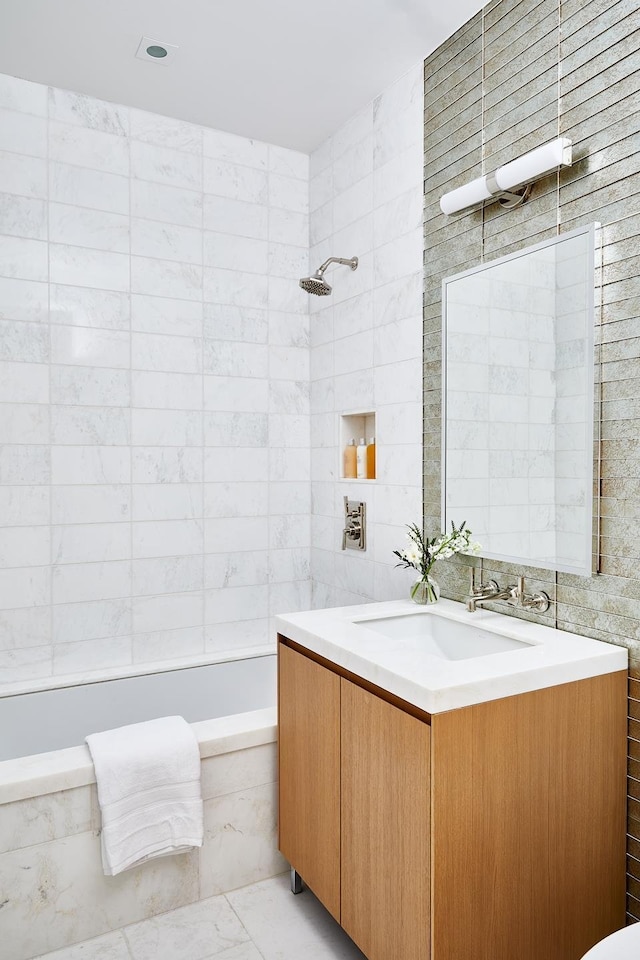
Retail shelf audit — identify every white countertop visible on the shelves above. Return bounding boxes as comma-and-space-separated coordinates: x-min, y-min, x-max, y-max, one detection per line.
275, 598, 628, 714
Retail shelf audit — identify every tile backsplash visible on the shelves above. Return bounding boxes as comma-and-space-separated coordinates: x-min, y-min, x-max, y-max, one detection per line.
0, 73, 311, 683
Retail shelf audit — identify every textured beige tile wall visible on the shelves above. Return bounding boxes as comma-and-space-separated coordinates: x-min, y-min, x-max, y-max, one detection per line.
423, 0, 640, 923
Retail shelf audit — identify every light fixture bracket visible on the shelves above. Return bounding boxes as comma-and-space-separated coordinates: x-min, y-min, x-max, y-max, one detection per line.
497, 185, 532, 209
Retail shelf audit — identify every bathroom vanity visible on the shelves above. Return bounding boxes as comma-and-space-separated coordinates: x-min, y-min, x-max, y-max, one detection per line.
276, 599, 628, 960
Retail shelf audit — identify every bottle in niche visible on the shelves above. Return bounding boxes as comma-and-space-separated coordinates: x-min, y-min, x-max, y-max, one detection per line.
356, 438, 367, 479
343, 438, 357, 478
366, 436, 376, 479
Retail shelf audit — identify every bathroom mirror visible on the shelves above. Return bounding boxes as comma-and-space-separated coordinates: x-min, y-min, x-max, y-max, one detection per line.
442, 223, 599, 576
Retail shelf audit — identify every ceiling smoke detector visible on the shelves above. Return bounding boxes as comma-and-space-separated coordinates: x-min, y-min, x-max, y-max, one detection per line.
135, 37, 178, 63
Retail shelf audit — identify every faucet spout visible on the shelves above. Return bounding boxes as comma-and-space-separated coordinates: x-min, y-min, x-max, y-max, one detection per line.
466, 578, 517, 612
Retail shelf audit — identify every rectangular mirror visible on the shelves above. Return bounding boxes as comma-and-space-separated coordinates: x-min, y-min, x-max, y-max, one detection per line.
442, 223, 599, 576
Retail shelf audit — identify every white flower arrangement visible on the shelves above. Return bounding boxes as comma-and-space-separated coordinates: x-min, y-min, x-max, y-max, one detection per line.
393, 521, 481, 583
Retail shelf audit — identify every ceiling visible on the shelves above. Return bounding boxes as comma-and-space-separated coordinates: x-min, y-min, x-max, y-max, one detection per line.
0, 0, 484, 153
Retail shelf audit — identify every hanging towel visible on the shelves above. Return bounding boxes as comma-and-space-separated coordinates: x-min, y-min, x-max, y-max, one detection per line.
86, 715, 203, 877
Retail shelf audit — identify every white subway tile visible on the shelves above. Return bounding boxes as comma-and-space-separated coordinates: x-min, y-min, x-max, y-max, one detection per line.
373, 316, 422, 366
204, 481, 268, 518
0, 151, 47, 199
374, 106, 422, 169
51, 364, 130, 406
0, 444, 50, 484
204, 447, 268, 483
204, 412, 268, 447
269, 514, 310, 549
51, 446, 130, 485
50, 162, 129, 215
131, 256, 202, 301
51, 484, 130, 524
268, 413, 309, 447
131, 294, 202, 338
0, 361, 49, 404
0, 645, 52, 682
133, 625, 204, 663
203, 376, 269, 413
49, 120, 130, 175
0, 235, 47, 282
0, 526, 50, 568
205, 617, 269, 653
205, 517, 268, 553
204, 584, 268, 624
203, 195, 268, 240
132, 591, 203, 634
132, 409, 202, 447
131, 140, 201, 191
131, 332, 202, 374
333, 176, 372, 233
50, 244, 129, 292
203, 305, 267, 344
0, 567, 50, 609
269, 208, 308, 247
203, 267, 268, 308
203, 233, 268, 274
131, 218, 202, 265
0, 606, 50, 651
0, 319, 49, 362
49, 203, 129, 254
51, 326, 130, 368
203, 340, 268, 378
373, 230, 422, 287
0, 276, 48, 323
52, 522, 131, 565
52, 597, 131, 644
132, 555, 203, 597
373, 271, 422, 326
269, 145, 309, 180
52, 560, 131, 604
374, 146, 422, 207
269, 310, 309, 348
0, 193, 47, 240
48, 88, 128, 135
131, 179, 202, 229
51, 404, 130, 445
203, 159, 268, 203
333, 105, 373, 160
50, 284, 130, 331
203, 129, 269, 169
132, 447, 203, 484
0, 485, 49, 526
204, 551, 268, 589
0, 403, 49, 443
53, 635, 132, 674
0, 75, 47, 116
132, 519, 203, 559
269, 174, 308, 214
130, 109, 202, 153
132, 483, 203, 522
269, 481, 310, 515
269, 448, 310, 482
132, 370, 202, 410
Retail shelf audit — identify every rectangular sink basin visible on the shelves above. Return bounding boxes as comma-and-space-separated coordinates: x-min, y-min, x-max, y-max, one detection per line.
353, 612, 535, 661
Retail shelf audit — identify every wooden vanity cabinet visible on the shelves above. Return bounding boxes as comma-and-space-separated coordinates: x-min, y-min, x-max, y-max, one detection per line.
278, 636, 627, 960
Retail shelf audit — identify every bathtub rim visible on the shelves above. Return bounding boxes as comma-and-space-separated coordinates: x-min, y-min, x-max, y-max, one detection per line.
0, 644, 276, 700
0, 705, 277, 806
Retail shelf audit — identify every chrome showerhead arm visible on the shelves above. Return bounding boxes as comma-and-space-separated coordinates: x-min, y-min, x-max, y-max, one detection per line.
316, 256, 358, 275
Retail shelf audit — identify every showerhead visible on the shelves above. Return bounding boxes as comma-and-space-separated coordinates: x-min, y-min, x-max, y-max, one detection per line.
299, 272, 332, 296
299, 256, 358, 296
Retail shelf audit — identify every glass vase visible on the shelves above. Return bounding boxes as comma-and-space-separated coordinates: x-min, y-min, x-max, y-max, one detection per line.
410, 575, 440, 605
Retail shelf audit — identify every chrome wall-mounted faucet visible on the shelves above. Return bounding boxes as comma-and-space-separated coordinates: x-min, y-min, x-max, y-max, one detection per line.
467, 569, 550, 613
342, 497, 366, 551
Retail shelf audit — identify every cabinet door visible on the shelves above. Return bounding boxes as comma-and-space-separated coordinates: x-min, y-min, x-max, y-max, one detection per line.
278, 642, 341, 921
341, 678, 431, 960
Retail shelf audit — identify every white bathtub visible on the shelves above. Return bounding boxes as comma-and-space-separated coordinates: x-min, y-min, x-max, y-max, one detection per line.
0, 655, 284, 960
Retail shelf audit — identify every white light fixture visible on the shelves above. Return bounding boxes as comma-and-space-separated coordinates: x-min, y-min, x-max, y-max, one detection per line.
439, 138, 573, 216
135, 36, 179, 63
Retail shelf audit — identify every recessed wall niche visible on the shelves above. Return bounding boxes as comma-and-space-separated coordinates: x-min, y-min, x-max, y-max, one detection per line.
340, 413, 376, 481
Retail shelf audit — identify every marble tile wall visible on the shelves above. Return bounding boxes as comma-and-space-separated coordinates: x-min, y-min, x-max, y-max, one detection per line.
308, 64, 425, 606
0, 73, 311, 684
423, 0, 640, 922
0, 741, 284, 960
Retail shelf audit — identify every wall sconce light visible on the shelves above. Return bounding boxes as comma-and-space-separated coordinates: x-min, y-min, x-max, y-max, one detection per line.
439, 137, 573, 216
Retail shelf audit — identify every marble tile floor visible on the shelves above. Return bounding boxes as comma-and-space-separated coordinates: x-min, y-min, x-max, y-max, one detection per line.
32, 873, 367, 960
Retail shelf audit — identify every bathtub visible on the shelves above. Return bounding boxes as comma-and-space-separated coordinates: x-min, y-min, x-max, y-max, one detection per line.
0, 655, 285, 960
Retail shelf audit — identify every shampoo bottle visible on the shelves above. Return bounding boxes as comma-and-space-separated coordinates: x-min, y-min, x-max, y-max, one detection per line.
366, 436, 376, 479
343, 438, 357, 478
356, 438, 367, 479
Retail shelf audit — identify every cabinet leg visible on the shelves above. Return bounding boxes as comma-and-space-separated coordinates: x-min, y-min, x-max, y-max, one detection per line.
290, 867, 303, 895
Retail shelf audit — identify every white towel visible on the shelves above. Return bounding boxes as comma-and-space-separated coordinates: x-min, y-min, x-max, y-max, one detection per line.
86, 715, 203, 877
